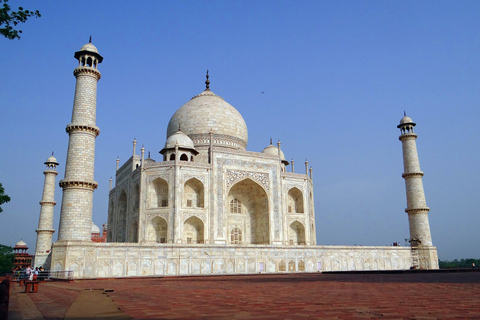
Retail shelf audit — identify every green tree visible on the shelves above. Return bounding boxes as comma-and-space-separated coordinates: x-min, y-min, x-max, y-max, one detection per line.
439, 258, 480, 268
0, 183, 10, 213
0, 0, 40, 40
0, 244, 14, 275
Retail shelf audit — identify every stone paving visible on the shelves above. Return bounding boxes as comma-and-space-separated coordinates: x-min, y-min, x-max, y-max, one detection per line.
10, 271, 480, 319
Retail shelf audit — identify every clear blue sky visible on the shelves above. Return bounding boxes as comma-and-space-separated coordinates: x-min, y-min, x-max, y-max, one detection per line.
1, 1, 479, 260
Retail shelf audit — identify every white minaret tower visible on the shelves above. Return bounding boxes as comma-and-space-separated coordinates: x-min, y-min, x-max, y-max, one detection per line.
398, 114, 438, 269
34, 154, 59, 268
57, 39, 103, 241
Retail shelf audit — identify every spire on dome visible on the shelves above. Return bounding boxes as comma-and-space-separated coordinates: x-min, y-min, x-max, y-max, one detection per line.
205, 69, 210, 91
89, 35, 92, 43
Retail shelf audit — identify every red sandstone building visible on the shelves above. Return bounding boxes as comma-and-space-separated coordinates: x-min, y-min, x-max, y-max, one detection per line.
13, 240, 33, 269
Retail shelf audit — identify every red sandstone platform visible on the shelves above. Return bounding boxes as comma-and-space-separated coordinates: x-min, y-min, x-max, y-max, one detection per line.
8, 271, 480, 319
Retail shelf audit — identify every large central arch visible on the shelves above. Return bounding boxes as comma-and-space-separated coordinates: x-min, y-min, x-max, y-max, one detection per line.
227, 178, 269, 244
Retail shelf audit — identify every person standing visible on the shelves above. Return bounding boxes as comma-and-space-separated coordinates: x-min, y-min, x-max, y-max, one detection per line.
25, 266, 32, 280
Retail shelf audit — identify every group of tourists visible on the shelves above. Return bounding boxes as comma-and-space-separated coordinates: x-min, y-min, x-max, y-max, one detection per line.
13, 266, 48, 281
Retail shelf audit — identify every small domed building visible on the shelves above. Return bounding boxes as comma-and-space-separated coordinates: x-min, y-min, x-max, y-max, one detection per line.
14, 240, 33, 269
108, 76, 315, 247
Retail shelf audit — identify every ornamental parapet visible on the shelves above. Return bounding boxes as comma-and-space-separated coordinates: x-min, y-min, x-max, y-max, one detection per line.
402, 172, 424, 179
73, 66, 101, 80
66, 124, 100, 136
399, 133, 417, 141
59, 179, 98, 190
282, 172, 309, 179
39, 200, 56, 205
405, 207, 430, 214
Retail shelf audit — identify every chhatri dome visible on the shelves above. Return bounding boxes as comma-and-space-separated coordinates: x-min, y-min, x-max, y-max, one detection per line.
15, 240, 27, 248
166, 71, 248, 150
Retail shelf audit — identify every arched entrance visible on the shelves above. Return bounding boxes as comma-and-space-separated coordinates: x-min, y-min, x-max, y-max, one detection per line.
147, 217, 168, 243
227, 178, 269, 244
183, 216, 204, 244
288, 221, 305, 245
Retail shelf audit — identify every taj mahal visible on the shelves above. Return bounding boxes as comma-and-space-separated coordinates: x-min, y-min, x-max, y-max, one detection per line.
32, 41, 438, 279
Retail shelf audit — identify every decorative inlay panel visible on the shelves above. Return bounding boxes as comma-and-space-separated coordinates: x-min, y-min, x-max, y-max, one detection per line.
226, 170, 269, 191
183, 174, 206, 185
183, 212, 206, 223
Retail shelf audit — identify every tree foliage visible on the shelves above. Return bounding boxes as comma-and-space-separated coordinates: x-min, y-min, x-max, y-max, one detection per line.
0, 0, 40, 40
439, 258, 480, 269
0, 244, 14, 275
0, 183, 10, 213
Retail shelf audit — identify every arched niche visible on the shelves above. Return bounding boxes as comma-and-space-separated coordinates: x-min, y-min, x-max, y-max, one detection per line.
184, 178, 204, 208
147, 217, 168, 243
148, 178, 169, 208
107, 199, 114, 241
128, 220, 138, 243
227, 178, 269, 244
133, 183, 140, 211
288, 221, 305, 245
183, 216, 204, 244
117, 190, 127, 242
287, 187, 304, 213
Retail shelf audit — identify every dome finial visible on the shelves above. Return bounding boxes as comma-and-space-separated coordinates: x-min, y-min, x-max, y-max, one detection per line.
89, 35, 92, 43
404, 111, 406, 116
178, 124, 181, 132
148, 151, 151, 158
205, 69, 210, 91
270, 138, 272, 145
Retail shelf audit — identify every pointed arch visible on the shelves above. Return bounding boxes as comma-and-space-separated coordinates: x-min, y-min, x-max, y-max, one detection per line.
148, 178, 169, 208
183, 216, 204, 244
128, 220, 138, 243
287, 187, 304, 213
147, 217, 167, 243
180, 153, 188, 161
169, 154, 175, 161
184, 178, 204, 208
227, 178, 269, 244
117, 190, 127, 242
288, 221, 305, 245
133, 183, 140, 212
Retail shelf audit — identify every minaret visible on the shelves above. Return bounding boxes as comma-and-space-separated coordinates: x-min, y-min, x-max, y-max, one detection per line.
58, 40, 103, 241
398, 114, 438, 269
34, 154, 59, 267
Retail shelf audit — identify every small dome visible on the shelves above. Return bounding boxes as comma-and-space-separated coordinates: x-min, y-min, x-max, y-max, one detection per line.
262, 144, 285, 160
164, 130, 195, 150
144, 157, 155, 164
167, 89, 248, 150
15, 240, 27, 248
45, 155, 59, 165
79, 42, 99, 54
91, 222, 101, 234
400, 115, 413, 124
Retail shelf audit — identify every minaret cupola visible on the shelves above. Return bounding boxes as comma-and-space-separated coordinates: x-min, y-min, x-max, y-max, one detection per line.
74, 37, 103, 69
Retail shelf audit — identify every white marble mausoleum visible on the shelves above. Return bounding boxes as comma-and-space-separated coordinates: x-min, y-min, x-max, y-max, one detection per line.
33, 41, 439, 278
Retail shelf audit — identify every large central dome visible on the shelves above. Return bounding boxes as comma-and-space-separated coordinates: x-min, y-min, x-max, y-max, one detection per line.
167, 89, 248, 150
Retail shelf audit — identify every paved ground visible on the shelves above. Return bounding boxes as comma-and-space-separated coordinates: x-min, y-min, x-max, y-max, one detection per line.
8, 271, 480, 319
